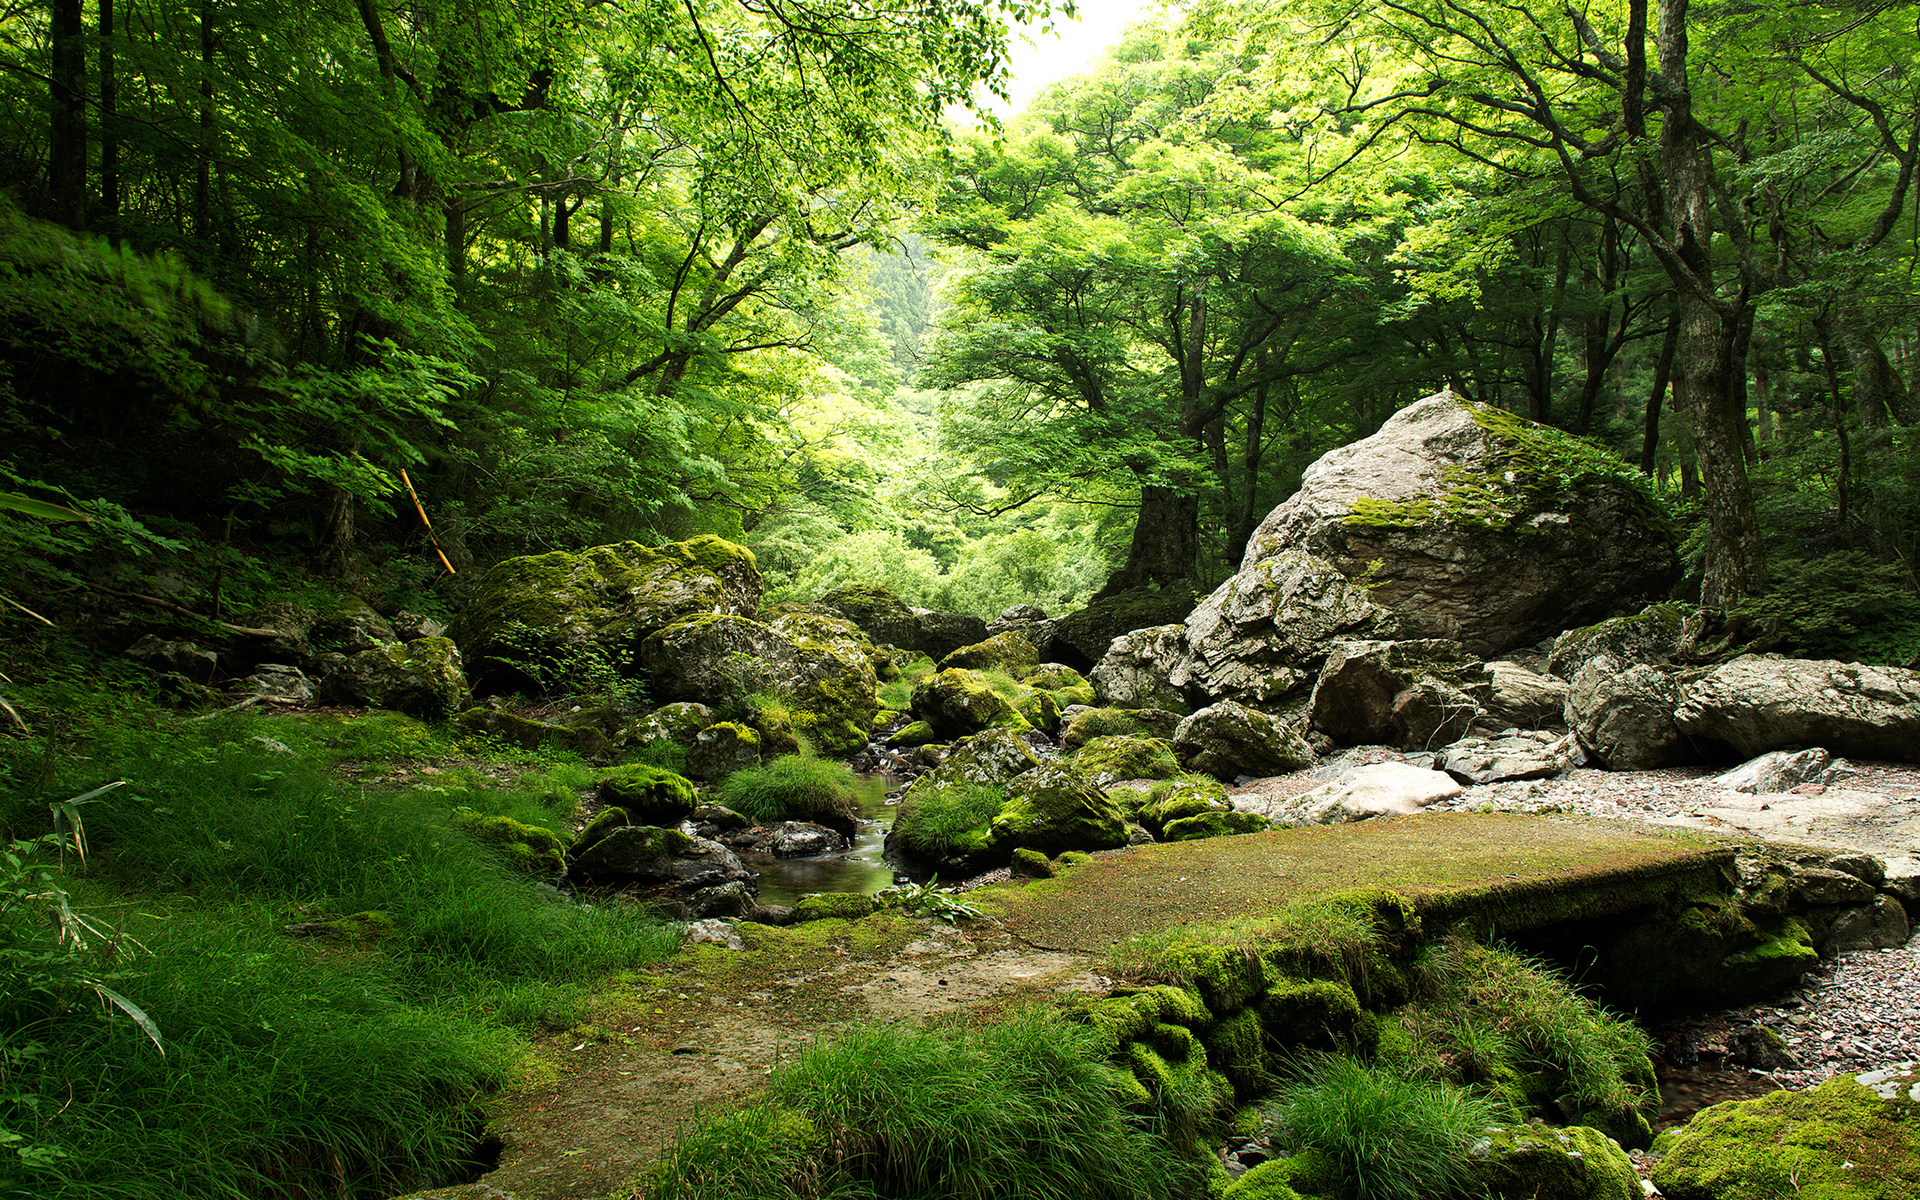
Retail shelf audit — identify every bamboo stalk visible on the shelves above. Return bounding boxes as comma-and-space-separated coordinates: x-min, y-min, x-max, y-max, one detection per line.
399, 469, 457, 576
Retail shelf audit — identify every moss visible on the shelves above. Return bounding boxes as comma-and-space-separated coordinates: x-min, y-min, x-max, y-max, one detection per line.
1200, 1007, 1268, 1099
787, 672, 877, 757
1021, 664, 1089, 691
937, 631, 1040, 673
1651, 1069, 1920, 1200
1151, 941, 1268, 1016
1467, 1123, 1640, 1200
574, 806, 631, 853
1075, 735, 1181, 784
791, 893, 880, 923
1256, 979, 1375, 1056
595, 763, 697, 823
661, 532, 759, 577
1012, 687, 1061, 733
886, 719, 939, 747
910, 667, 1032, 738
1010, 847, 1055, 878
1056, 851, 1094, 868
452, 811, 567, 876
1221, 1158, 1306, 1200
989, 762, 1129, 857
1163, 810, 1271, 842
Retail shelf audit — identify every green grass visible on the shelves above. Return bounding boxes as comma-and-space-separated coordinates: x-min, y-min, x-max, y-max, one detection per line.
646, 1009, 1206, 1200
877, 654, 936, 713
715, 752, 876, 826
1264, 1054, 1508, 1200
890, 781, 1007, 854
0, 701, 678, 1200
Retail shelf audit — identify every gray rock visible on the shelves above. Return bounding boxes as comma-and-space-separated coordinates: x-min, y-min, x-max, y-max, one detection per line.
1049, 587, 1199, 672
685, 881, 755, 919
1824, 896, 1910, 951
391, 609, 447, 641
1167, 553, 1400, 710
126, 635, 219, 682
933, 726, 1042, 786
1566, 653, 1684, 769
1240, 390, 1679, 657
627, 702, 714, 750
1548, 604, 1691, 680
1089, 625, 1192, 711
1443, 731, 1586, 785
684, 723, 760, 779
1790, 864, 1878, 905
1483, 659, 1571, 730
317, 637, 471, 719
910, 609, 991, 661
1674, 655, 1920, 763
312, 596, 398, 653
568, 825, 751, 886
766, 822, 849, 858
1173, 701, 1316, 780
683, 917, 748, 949
1307, 638, 1490, 750
1710, 748, 1837, 795
238, 664, 313, 704
239, 601, 316, 661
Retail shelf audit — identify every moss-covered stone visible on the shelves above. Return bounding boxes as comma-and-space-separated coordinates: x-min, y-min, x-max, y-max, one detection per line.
1162, 810, 1271, 842
1010, 847, 1055, 878
685, 721, 760, 779
886, 719, 939, 747
791, 893, 880, 923
453, 811, 567, 876
1173, 700, 1316, 780
1152, 941, 1268, 1016
595, 763, 697, 823
319, 637, 472, 719
1467, 1123, 1639, 1200
573, 806, 631, 854
1061, 706, 1183, 752
1199, 1006, 1268, 1099
989, 761, 1129, 857
1651, 1066, 1920, 1200
1220, 1158, 1306, 1200
910, 668, 1032, 738
1021, 663, 1090, 692
1139, 776, 1232, 836
1073, 735, 1180, 786
767, 612, 882, 756
1256, 979, 1374, 1055
455, 537, 763, 694
1011, 686, 1061, 734
456, 707, 598, 755
938, 631, 1040, 673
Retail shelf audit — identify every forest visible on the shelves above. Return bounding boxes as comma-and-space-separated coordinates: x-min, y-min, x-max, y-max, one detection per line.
2, 1, 1920, 1198
1, 0, 1916, 650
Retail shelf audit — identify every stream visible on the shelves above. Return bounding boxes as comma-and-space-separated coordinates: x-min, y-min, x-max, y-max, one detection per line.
738, 775, 912, 907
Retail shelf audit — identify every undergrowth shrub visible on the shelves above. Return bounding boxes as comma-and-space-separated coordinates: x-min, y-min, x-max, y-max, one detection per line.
1728, 549, 1920, 664
646, 1010, 1204, 1200
715, 753, 874, 827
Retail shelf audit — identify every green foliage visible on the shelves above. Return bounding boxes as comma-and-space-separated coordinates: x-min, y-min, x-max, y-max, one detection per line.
0, 701, 677, 1199
1729, 550, 1920, 664
891, 782, 1008, 855
714, 753, 874, 826
646, 1010, 1206, 1200
488, 620, 648, 705
874, 878, 983, 922
1263, 1054, 1507, 1200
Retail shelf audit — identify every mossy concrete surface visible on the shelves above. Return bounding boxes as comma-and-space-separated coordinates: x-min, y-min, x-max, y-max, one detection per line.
987, 813, 1734, 953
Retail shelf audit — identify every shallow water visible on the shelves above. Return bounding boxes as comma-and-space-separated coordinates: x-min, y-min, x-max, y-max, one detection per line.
744, 774, 912, 907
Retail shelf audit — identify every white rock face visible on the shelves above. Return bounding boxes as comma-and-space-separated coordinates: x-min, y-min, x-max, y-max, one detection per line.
1252, 762, 1463, 826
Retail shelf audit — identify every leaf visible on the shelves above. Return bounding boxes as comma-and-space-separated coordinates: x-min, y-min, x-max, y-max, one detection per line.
0, 493, 93, 522
89, 982, 165, 1056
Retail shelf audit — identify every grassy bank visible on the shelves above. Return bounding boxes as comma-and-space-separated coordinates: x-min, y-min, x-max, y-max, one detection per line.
0, 689, 678, 1200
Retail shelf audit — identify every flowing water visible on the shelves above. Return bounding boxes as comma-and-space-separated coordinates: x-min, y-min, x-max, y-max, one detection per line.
742, 774, 913, 907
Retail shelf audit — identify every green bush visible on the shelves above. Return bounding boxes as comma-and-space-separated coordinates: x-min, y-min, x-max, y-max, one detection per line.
1729, 549, 1920, 664
647, 1010, 1204, 1200
715, 753, 874, 828
1265, 1054, 1508, 1200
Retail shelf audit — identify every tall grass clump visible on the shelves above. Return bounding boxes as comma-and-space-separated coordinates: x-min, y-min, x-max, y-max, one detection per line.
889, 781, 1007, 855
1263, 1054, 1507, 1200
1400, 937, 1657, 1142
716, 752, 875, 827
646, 1010, 1204, 1200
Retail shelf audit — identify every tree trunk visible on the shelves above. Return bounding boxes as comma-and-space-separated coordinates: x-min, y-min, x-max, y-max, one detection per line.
1641, 300, 1678, 474
1096, 484, 1199, 598
195, 0, 215, 244
99, 0, 118, 232
1658, 0, 1764, 608
48, 0, 87, 228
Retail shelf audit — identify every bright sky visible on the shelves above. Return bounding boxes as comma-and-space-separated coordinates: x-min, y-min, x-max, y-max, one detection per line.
982, 0, 1161, 119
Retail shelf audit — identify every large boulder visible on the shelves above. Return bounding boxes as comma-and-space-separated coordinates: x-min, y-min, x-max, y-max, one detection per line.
1566, 654, 1685, 769
763, 612, 882, 756
1166, 553, 1401, 710
1442, 731, 1587, 785
1650, 1064, 1920, 1200
312, 595, 399, 654
1090, 625, 1192, 711
1674, 656, 1920, 763
317, 638, 471, 719
1240, 390, 1680, 658
1173, 701, 1316, 780
1251, 761, 1463, 826
910, 668, 1031, 739
455, 536, 763, 694
938, 631, 1041, 673
988, 761, 1130, 856
1305, 639, 1491, 751
1467, 1124, 1640, 1200
1548, 604, 1692, 681
1484, 659, 1573, 730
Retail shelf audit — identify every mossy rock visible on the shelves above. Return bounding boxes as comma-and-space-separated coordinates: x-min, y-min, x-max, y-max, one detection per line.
1061, 706, 1183, 752
455, 537, 762, 694
791, 892, 880, 923
1256, 979, 1374, 1055
1152, 940, 1268, 1016
1139, 775, 1232, 836
320, 637, 471, 719
1010, 847, 1055, 878
1651, 1066, 1920, 1199
1021, 663, 1090, 691
1074, 735, 1180, 786
1221, 1158, 1306, 1200
685, 721, 760, 779
456, 707, 600, 756
1068, 984, 1212, 1055
767, 612, 882, 756
1124, 1030, 1231, 1118
989, 761, 1129, 858
1467, 1122, 1640, 1200
886, 719, 939, 747
574, 806, 631, 854
1163, 809, 1271, 842
815, 583, 922, 648
937, 631, 1040, 673
1199, 1006, 1268, 1099
595, 763, 696, 823
1011, 686, 1061, 734
910, 668, 1032, 738
453, 811, 567, 877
